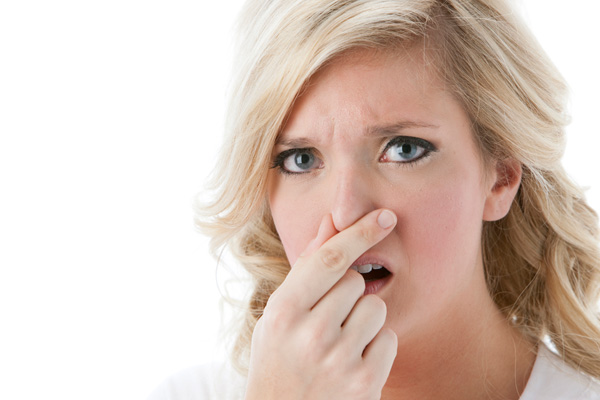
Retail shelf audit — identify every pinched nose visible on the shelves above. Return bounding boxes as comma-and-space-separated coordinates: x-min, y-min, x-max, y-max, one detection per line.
329, 170, 378, 232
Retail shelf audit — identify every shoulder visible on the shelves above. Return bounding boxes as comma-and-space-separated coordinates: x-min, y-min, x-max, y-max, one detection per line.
520, 345, 600, 399
147, 359, 247, 400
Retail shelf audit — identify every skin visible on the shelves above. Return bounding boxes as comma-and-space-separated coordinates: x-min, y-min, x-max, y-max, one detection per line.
247, 48, 535, 399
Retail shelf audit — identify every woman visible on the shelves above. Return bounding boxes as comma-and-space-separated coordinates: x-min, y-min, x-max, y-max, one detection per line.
156, 0, 600, 398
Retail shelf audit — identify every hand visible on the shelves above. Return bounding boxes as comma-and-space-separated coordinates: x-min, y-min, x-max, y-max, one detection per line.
244, 209, 398, 400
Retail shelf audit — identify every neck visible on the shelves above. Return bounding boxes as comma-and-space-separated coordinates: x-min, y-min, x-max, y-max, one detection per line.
382, 287, 536, 400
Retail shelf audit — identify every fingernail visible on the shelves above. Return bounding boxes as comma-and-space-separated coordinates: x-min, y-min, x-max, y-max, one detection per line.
377, 210, 396, 229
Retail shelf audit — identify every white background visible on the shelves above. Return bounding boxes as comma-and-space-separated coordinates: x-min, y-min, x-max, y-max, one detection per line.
0, 1, 598, 399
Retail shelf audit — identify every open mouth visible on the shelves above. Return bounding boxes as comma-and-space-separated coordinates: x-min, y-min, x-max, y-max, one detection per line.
350, 263, 392, 283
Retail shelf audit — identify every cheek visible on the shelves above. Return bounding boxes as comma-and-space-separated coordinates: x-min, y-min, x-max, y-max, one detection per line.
397, 170, 485, 281
268, 177, 323, 266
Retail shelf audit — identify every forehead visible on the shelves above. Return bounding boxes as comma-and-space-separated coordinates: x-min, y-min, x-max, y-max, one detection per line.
279, 47, 450, 143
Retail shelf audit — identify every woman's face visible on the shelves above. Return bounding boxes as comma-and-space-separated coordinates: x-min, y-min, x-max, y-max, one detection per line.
267, 49, 497, 339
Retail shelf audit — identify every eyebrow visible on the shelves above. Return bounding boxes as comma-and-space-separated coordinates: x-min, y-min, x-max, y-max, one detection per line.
275, 120, 439, 147
366, 121, 439, 136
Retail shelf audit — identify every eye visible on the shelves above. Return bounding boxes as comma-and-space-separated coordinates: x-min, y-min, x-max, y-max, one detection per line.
271, 148, 323, 174
380, 136, 436, 163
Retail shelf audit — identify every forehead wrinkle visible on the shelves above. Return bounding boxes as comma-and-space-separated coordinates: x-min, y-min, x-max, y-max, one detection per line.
275, 119, 440, 148
366, 121, 439, 136
275, 114, 336, 148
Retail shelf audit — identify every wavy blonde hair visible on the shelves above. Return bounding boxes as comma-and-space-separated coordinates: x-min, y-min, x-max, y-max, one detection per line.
196, 0, 600, 378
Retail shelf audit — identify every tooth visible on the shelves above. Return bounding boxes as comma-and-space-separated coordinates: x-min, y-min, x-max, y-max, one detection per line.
372, 264, 383, 270
358, 264, 372, 274
350, 265, 358, 271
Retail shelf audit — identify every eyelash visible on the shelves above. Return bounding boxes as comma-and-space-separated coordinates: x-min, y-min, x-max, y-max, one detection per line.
381, 136, 437, 163
270, 148, 317, 176
270, 136, 437, 175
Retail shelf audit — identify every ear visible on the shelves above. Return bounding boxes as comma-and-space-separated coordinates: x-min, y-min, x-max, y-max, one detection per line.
482, 158, 522, 222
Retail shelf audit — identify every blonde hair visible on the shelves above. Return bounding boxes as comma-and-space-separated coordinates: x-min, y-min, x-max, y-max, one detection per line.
196, 0, 600, 377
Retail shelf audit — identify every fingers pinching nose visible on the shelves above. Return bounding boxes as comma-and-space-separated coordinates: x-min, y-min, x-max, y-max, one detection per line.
300, 214, 338, 258
377, 210, 397, 229
298, 210, 394, 263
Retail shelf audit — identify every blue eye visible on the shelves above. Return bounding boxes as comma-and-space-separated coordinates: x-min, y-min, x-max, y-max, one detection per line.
285, 151, 315, 172
272, 148, 322, 174
382, 137, 436, 163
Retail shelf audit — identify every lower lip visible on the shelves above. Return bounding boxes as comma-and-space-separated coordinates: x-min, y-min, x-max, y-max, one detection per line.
364, 275, 391, 295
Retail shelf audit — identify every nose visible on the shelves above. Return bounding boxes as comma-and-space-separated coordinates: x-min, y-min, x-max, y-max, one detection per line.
330, 168, 376, 232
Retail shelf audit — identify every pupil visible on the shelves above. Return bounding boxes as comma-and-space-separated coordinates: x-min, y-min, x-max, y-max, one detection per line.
401, 144, 413, 154
295, 152, 313, 169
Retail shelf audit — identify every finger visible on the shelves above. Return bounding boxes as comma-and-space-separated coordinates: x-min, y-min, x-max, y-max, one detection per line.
340, 294, 387, 357
311, 269, 365, 327
265, 214, 337, 313
362, 327, 397, 384
281, 209, 397, 311
299, 213, 338, 258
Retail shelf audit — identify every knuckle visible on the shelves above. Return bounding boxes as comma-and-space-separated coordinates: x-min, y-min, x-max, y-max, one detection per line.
320, 354, 337, 377
262, 297, 294, 332
351, 368, 379, 398
321, 347, 344, 375
298, 321, 332, 362
329, 338, 356, 366
357, 224, 377, 244
306, 319, 329, 347
319, 246, 348, 270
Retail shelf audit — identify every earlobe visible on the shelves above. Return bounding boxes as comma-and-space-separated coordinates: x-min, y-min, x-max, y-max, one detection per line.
482, 158, 522, 222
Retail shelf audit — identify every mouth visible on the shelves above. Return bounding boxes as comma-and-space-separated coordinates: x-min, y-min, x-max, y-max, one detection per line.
350, 263, 392, 283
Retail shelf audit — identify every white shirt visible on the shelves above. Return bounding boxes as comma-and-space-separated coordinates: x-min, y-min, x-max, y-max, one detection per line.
519, 345, 600, 399
148, 359, 246, 400
148, 345, 600, 399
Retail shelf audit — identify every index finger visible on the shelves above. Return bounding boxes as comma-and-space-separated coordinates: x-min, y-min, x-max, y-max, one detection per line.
280, 209, 397, 310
